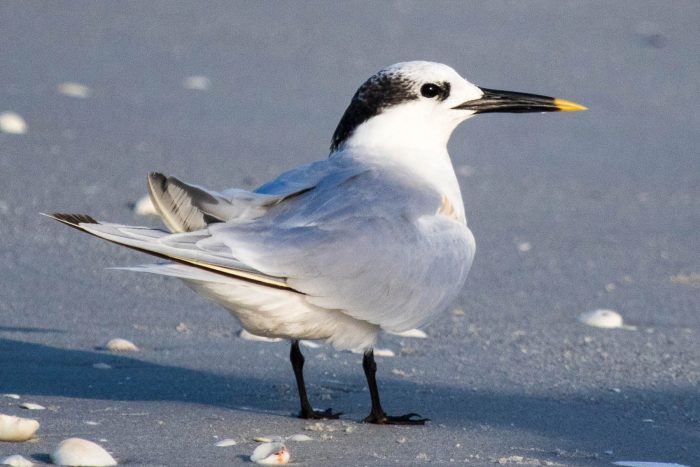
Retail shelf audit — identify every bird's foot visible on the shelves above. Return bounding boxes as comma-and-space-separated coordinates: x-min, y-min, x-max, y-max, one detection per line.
299, 407, 342, 420
363, 411, 428, 425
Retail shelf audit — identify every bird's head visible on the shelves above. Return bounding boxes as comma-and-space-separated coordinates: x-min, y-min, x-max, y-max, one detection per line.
330, 61, 585, 153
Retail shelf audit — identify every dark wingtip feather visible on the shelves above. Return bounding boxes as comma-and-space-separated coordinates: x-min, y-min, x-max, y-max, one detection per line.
43, 212, 99, 227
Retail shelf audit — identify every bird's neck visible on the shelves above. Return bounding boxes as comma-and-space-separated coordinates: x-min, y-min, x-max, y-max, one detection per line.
333, 111, 465, 221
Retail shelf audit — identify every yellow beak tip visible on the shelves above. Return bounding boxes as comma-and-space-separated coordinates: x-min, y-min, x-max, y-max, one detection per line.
553, 98, 588, 112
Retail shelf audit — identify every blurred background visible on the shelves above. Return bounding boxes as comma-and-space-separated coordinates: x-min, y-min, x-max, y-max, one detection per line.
1, 2, 698, 465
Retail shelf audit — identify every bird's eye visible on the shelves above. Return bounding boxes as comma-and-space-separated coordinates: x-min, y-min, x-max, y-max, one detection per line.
420, 83, 441, 98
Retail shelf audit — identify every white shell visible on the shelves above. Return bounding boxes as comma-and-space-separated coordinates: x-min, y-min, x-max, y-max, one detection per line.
286, 434, 312, 442
51, 438, 117, 467
238, 329, 282, 343
253, 436, 283, 443
182, 76, 211, 91
0, 112, 28, 134
2, 394, 20, 400
0, 454, 33, 466
373, 348, 395, 358
578, 309, 634, 329
517, 242, 532, 252
389, 328, 428, 338
92, 363, 112, 370
0, 414, 40, 442
250, 442, 289, 465
57, 82, 92, 98
18, 403, 45, 410
133, 195, 158, 216
214, 438, 237, 447
613, 462, 690, 467
105, 338, 139, 352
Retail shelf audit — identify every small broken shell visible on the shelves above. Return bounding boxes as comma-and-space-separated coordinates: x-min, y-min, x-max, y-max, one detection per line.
2, 394, 20, 400
250, 442, 289, 465
104, 338, 139, 352
373, 348, 395, 358
92, 363, 112, 370
299, 340, 321, 349
182, 75, 211, 91
18, 402, 45, 411
214, 438, 237, 447
578, 309, 635, 330
286, 434, 312, 442
57, 82, 92, 99
51, 438, 117, 467
0, 414, 40, 442
0, 112, 28, 135
0, 454, 33, 466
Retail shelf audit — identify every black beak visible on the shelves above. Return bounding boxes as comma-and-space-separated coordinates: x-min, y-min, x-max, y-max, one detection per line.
453, 87, 587, 114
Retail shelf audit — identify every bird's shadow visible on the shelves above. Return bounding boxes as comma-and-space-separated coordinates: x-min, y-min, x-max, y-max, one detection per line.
1, 337, 698, 464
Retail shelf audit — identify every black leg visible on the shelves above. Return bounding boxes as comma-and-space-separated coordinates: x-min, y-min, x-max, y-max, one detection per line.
362, 349, 428, 425
290, 340, 341, 419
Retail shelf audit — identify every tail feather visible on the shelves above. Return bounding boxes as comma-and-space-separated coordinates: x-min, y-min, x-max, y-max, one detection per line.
43, 212, 298, 292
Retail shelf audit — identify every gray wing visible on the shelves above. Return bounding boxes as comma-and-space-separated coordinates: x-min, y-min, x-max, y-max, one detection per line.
206, 165, 476, 331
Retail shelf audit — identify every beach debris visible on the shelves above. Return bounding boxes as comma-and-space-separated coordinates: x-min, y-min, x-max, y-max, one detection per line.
286, 434, 312, 442
133, 195, 157, 217
517, 242, 532, 252
105, 338, 139, 352
51, 438, 117, 466
0, 414, 40, 442
670, 272, 700, 287
18, 403, 45, 411
2, 394, 20, 400
614, 462, 689, 467
373, 348, 395, 358
0, 112, 27, 135
92, 363, 112, 370
578, 309, 635, 330
57, 82, 92, 98
214, 438, 237, 447
253, 436, 283, 443
182, 76, 211, 91
238, 329, 282, 343
0, 454, 33, 466
250, 442, 289, 465
175, 322, 191, 334
389, 328, 428, 338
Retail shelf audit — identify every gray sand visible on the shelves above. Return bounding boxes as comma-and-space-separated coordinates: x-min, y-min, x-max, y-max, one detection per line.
1, 2, 698, 465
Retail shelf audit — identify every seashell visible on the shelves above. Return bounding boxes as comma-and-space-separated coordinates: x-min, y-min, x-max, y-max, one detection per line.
517, 242, 532, 252
578, 309, 635, 330
238, 330, 282, 343
286, 434, 312, 442
250, 442, 289, 465
613, 462, 690, 467
2, 394, 20, 400
389, 328, 428, 338
57, 82, 92, 98
51, 438, 117, 466
254, 435, 283, 443
92, 363, 112, 370
373, 348, 395, 358
0, 112, 28, 135
104, 338, 139, 352
0, 454, 33, 466
18, 403, 44, 410
0, 414, 40, 442
133, 195, 158, 217
214, 438, 237, 447
182, 76, 211, 91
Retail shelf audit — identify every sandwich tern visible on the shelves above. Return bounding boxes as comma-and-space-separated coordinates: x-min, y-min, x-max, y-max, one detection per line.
47, 61, 585, 424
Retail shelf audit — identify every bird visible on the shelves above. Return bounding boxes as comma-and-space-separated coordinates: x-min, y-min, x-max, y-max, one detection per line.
46, 61, 585, 425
